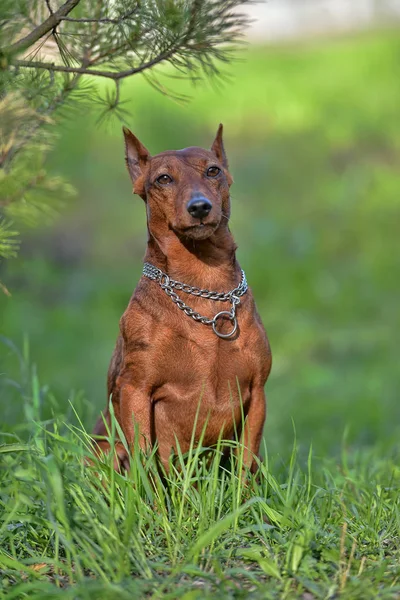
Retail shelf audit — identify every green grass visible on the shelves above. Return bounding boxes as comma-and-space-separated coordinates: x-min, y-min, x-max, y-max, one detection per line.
1, 368, 399, 599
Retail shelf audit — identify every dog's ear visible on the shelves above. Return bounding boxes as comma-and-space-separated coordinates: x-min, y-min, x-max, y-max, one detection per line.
211, 124, 232, 185
123, 127, 151, 198
211, 123, 228, 170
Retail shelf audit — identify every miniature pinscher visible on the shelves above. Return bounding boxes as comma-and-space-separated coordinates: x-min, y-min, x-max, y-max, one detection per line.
92, 125, 271, 473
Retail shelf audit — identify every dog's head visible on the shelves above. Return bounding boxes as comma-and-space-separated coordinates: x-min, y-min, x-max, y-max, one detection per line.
123, 125, 233, 241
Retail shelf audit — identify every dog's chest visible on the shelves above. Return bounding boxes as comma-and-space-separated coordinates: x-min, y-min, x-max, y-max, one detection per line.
151, 319, 254, 395
151, 329, 253, 445
124, 286, 267, 394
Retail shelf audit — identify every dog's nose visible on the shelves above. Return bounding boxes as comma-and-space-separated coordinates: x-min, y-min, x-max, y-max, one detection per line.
187, 196, 212, 220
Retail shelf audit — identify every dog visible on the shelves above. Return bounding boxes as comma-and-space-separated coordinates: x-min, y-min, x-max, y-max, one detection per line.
92, 125, 271, 473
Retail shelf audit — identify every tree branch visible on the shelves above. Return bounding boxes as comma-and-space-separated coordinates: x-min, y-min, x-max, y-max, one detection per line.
11, 1, 203, 81
59, 9, 139, 25
0, 172, 46, 207
13, 45, 180, 80
1, 71, 82, 170
4, 0, 82, 55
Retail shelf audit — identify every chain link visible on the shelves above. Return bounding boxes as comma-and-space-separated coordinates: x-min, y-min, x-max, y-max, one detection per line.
142, 262, 248, 338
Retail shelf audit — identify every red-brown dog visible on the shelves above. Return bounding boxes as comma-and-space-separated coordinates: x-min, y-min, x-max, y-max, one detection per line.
93, 125, 271, 472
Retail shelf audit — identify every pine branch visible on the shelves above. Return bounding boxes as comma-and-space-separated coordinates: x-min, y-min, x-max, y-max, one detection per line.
1, 72, 83, 169
59, 9, 139, 25
0, 172, 46, 207
10, 0, 215, 80
13, 46, 179, 80
4, 0, 82, 56
0, 219, 19, 259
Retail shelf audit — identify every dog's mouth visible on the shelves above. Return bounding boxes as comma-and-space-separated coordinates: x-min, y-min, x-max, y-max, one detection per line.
174, 221, 220, 240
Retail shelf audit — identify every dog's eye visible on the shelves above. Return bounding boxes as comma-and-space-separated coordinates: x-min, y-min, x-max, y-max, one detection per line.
206, 166, 221, 178
156, 174, 173, 185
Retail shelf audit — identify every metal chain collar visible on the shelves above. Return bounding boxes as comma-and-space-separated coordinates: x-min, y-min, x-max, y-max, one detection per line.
142, 262, 248, 339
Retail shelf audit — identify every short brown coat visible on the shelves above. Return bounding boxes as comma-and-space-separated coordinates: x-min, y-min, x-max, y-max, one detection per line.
93, 126, 271, 472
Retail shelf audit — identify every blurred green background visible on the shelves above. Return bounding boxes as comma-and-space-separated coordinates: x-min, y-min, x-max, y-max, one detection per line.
1, 30, 399, 460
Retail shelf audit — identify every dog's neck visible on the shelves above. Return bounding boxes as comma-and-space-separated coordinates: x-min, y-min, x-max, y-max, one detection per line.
144, 222, 240, 291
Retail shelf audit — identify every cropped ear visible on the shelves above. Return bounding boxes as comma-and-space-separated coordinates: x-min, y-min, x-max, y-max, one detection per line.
211, 123, 232, 185
211, 123, 228, 170
123, 127, 151, 198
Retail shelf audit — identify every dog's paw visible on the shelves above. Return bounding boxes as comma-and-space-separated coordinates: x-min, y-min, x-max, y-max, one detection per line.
90, 440, 131, 473
113, 442, 131, 472
250, 454, 263, 474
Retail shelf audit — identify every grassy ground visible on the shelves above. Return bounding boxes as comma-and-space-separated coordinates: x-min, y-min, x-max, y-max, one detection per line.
0, 376, 399, 599
1, 30, 400, 598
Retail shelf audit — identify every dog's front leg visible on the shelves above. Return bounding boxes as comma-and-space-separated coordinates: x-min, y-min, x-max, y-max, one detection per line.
120, 382, 152, 455
240, 386, 266, 473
